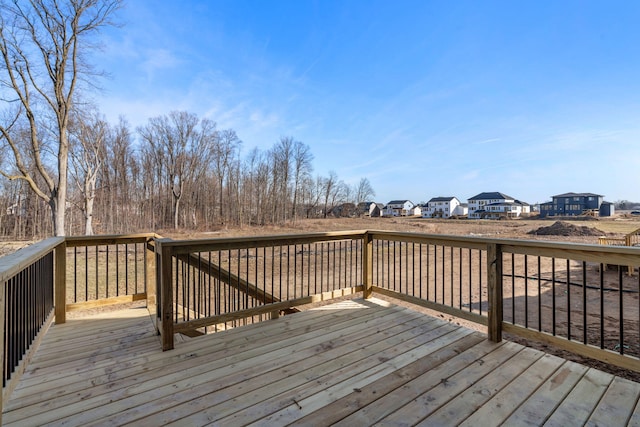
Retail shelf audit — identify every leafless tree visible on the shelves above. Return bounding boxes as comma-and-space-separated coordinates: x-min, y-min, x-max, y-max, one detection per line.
212, 129, 241, 224
139, 111, 218, 229
291, 139, 313, 221
68, 109, 107, 235
0, 0, 122, 236
355, 177, 375, 204
321, 171, 338, 218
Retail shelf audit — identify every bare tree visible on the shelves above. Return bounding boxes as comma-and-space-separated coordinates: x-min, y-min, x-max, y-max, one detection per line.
321, 171, 338, 218
139, 111, 218, 229
355, 177, 375, 204
212, 129, 241, 224
291, 139, 313, 221
0, 0, 122, 236
68, 109, 107, 235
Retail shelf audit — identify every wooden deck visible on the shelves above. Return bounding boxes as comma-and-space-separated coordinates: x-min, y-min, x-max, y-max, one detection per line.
4, 298, 640, 426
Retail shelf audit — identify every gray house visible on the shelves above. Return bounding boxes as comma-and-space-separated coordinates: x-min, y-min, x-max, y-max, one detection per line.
539, 192, 611, 217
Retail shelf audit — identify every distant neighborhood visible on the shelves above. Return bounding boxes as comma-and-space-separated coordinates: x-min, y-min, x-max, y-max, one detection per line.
355, 192, 616, 220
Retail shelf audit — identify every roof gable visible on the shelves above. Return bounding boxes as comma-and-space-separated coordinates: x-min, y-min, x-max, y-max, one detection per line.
468, 192, 515, 201
428, 196, 458, 203
552, 192, 603, 198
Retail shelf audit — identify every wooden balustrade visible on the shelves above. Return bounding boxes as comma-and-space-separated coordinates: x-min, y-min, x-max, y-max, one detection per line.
1, 227, 639, 417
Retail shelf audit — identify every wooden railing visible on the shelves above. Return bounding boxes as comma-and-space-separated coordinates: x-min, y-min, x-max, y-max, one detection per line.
0, 233, 157, 417
154, 231, 366, 350
1, 228, 639, 414
367, 231, 640, 372
0, 237, 64, 414
62, 234, 158, 317
156, 230, 640, 374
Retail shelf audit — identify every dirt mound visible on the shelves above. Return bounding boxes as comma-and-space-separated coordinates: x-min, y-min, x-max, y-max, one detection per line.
528, 221, 603, 237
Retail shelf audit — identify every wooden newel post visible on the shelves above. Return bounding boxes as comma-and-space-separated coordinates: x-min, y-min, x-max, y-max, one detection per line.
487, 243, 503, 342
363, 232, 373, 299
145, 237, 157, 311
54, 241, 67, 324
156, 239, 175, 351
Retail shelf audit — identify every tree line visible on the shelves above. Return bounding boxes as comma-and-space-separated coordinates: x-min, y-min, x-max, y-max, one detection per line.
0, 108, 376, 238
0, 1, 374, 239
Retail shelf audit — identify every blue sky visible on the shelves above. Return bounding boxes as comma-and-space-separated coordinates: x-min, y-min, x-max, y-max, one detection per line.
94, 0, 640, 205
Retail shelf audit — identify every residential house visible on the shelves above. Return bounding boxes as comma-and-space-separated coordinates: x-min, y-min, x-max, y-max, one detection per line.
421, 197, 462, 219
384, 200, 415, 217
538, 193, 612, 217
454, 203, 469, 217
468, 192, 529, 219
357, 202, 384, 217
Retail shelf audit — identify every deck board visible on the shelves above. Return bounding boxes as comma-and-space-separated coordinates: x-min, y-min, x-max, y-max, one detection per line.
4, 297, 640, 426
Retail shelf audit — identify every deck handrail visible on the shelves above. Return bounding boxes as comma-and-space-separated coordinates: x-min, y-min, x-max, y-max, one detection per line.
154, 231, 369, 350
153, 229, 640, 375
1, 228, 639, 415
0, 236, 64, 414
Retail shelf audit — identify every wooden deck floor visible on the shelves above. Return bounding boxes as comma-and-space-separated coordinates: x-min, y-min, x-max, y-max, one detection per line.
4, 298, 640, 426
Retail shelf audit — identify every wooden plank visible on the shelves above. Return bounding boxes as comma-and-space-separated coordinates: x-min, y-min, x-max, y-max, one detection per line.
420, 346, 544, 425
459, 353, 566, 426
12, 304, 392, 398
544, 368, 613, 426
503, 323, 640, 373
332, 339, 504, 426
362, 231, 373, 298
502, 361, 589, 425
4, 304, 406, 424
64, 233, 157, 248
586, 376, 640, 426
487, 242, 503, 342
6, 306, 375, 412
55, 240, 66, 324
145, 241, 156, 312
0, 237, 64, 284
171, 319, 466, 427
293, 332, 486, 426
629, 395, 640, 426
373, 286, 488, 326
372, 342, 522, 426
158, 241, 174, 350
70, 307, 431, 426
6, 306, 419, 425
65, 293, 147, 312
173, 286, 363, 333
163, 230, 366, 254
367, 230, 487, 251
249, 327, 475, 427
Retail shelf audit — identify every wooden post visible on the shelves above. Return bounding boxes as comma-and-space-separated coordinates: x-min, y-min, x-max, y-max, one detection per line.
157, 239, 174, 351
54, 241, 67, 324
145, 237, 157, 311
362, 232, 373, 299
487, 242, 503, 342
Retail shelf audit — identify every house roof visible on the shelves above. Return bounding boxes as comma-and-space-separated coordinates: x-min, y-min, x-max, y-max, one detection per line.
486, 201, 516, 206
428, 196, 459, 203
468, 192, 515, 201
387, 200, 412, 205
552, 192, 603, 198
